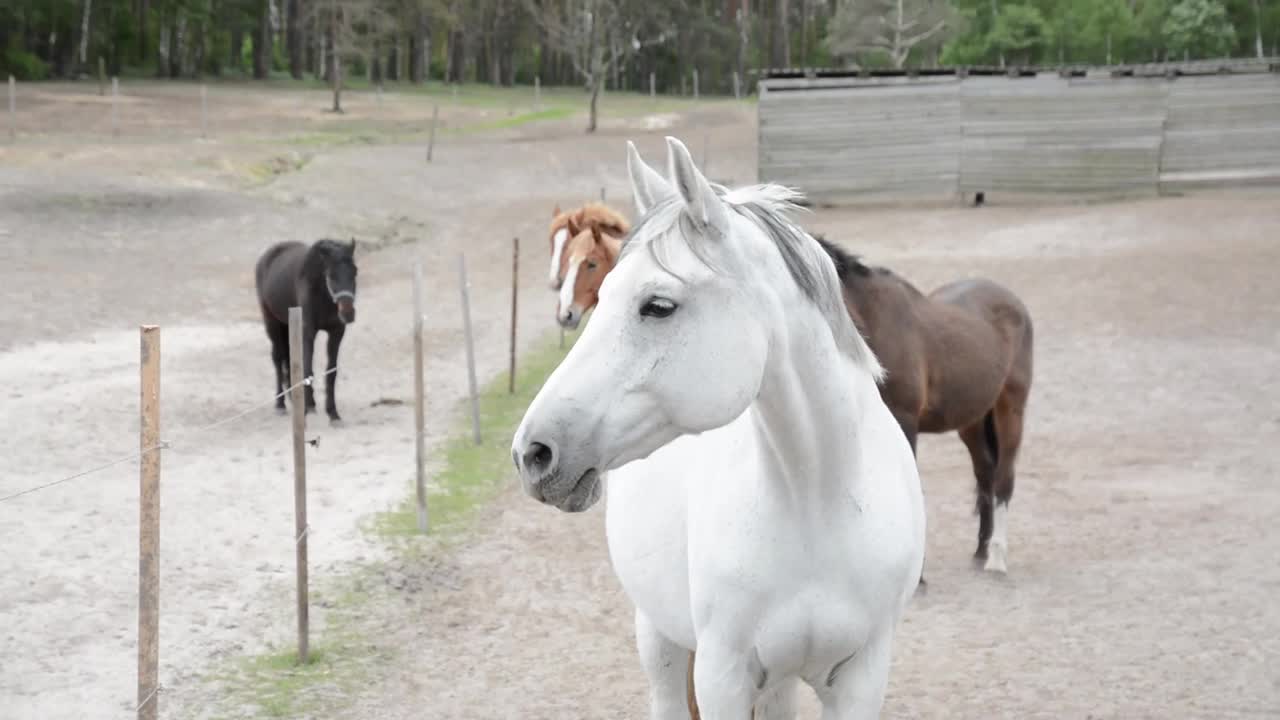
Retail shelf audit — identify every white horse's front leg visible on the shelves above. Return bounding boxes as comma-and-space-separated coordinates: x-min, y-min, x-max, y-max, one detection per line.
636, 611, 694, 720
691, 640, 756, 720
815, 633, 894, 720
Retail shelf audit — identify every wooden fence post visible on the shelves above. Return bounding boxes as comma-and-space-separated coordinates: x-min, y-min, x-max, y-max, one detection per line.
200, 84, 208, 139
7, 76, 14, 142
649, 72, 656, 101
97, 56, 105, 96
733, 71, 741, 100
509, 237, 519, 395
412, 263, 428, 533
287, 306, 310, 663
458, 255, 482, 445
427, 103, 439, 162
534, 75, 542, 111
137, 325, 161, 720
693, 68, 700, 99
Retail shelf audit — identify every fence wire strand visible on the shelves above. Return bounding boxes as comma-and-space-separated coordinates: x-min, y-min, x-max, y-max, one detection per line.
0, 366, 335, 504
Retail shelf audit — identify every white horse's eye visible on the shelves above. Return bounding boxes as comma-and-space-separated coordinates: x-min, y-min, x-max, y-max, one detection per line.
640, 298, 678, 319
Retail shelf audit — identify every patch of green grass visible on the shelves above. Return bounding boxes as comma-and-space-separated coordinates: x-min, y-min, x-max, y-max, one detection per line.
369, 329, 578, 541
458, 105, 577, 132
209, 329, 579, 718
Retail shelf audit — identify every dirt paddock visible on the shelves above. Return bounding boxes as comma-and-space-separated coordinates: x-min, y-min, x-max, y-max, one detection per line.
1, 83, 1277, 719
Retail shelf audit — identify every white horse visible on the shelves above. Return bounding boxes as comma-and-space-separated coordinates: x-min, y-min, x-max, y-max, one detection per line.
511, 137, 925, 719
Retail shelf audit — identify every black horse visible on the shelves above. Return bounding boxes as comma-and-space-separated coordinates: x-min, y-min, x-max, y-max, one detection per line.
254, 238, 358, 424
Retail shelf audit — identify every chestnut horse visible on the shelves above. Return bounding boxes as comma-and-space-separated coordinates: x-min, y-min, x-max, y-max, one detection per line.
555, 222, 620, 329
546, 202, 629, 291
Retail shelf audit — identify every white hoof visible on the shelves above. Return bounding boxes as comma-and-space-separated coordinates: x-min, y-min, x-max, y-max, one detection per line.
984, 542, 1008, 574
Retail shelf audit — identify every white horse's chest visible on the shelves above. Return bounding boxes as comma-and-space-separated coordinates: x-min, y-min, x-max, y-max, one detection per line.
605, 410, 916, 681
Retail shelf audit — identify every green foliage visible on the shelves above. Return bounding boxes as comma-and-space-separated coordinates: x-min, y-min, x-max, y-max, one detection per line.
988, 4, 1052, 63
2, 49, 50, 80
1163, 0, 1238, 58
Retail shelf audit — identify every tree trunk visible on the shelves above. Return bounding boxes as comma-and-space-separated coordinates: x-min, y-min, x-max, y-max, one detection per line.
156, 18, 168, 77
1254, 0, 1265, 59
329, 7, 341, 112
77, 0, 92, 73
1106, 31, 1112, 65
326, 2, 337, 84
138, 0, 150, 64
990, 0, 1004, 67
232, 25, 244, 73
771, 0, 790, 67
737, 7, 749, 93
287, 0, 302, 78
387, 41, 399, 82
169, 14, 182, 77
253, 0, 270, 78
587, 75, 600, 132
411, 12, 429, 83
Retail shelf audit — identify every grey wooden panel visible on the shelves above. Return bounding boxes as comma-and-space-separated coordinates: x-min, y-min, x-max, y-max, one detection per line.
959, 77, 1165, 195
759, 81, 961, 198
757, 71, 1280, 201
1161, 74, 1280, 184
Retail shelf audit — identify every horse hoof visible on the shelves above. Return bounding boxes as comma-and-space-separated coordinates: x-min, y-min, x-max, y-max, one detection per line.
983, 544, 1008, 575
275, 406, 288, 416
329, 417, 344, 427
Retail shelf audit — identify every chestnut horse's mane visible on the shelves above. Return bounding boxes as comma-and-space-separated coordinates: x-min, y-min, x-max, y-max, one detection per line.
553, 202, 631, 239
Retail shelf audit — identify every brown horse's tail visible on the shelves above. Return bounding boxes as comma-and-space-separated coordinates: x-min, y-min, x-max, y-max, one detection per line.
982, 411, 1000, 468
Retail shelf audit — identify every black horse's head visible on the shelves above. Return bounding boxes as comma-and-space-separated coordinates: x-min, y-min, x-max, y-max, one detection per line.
316, 238, 358, 324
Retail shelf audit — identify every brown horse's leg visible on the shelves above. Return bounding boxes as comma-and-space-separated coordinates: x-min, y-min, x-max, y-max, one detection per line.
686, 650, 700, 720
986, 388, 1027, 574
958, 415, 998, 566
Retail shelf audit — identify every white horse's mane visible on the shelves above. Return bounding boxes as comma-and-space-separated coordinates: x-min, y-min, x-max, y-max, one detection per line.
620, 181, 884, 381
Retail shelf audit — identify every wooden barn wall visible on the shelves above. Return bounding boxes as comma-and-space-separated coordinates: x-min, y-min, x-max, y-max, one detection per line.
757, 80, 962, 200
757, 73, 1280, 201
1160, 74, 1280, 190
959, 76, 1167, 196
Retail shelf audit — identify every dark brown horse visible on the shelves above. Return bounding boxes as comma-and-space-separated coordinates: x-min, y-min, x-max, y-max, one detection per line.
685, 239, 1034, 719
814, 235, 1034, 574
254, 238, 358, 424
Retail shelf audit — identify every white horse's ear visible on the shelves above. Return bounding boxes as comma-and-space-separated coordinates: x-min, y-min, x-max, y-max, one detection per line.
626, 140, 673, 217
665, 136, 729, 239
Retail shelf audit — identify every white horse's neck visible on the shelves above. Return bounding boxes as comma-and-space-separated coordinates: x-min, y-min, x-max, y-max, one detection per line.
750, 303, 879, 515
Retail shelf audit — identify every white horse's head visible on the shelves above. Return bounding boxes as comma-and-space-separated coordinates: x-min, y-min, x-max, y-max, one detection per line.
511, 137, 878, 512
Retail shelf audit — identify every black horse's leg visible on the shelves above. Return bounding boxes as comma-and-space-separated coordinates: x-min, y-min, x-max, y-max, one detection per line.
267, 320, 289, 414
302, 323, 317, 414
325, 324, 345, 423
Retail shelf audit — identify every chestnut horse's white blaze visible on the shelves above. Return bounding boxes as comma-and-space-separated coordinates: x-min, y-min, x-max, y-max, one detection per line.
548, 226, 570, 288
557, 249, 583, 327
512, 137, 925, 719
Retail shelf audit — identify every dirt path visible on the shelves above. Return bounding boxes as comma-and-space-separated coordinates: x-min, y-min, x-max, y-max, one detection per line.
0, 89, 754, 719
3, 86, 1278, 719
352, 191, 1280, 719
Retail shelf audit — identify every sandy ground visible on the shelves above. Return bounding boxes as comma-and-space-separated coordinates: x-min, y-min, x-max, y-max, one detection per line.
3, 83, 1279, 719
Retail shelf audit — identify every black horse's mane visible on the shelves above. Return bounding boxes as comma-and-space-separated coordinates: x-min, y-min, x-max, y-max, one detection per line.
301, 238, 354, 274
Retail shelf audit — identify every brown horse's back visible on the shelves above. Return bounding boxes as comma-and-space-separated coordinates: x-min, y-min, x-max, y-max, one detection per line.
918, 278, 1033, 433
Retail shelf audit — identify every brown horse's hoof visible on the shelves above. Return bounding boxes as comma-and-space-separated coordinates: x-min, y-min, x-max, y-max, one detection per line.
972, 546, 989, 570
329, 417, 344, 428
